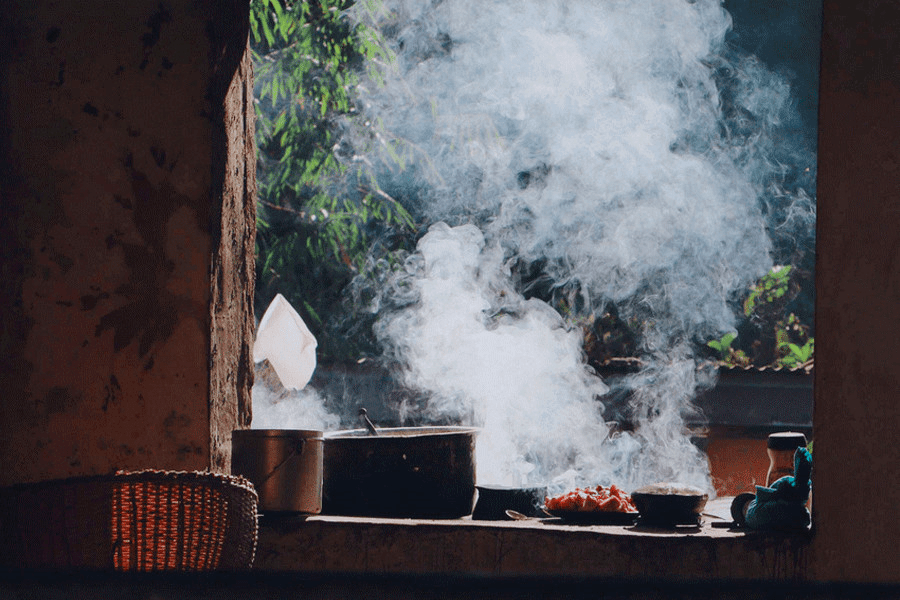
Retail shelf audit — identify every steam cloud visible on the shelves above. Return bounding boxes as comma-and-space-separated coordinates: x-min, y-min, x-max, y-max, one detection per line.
258, 0, 815, 493
374, 222, 615, 487
251, 383, 342, 431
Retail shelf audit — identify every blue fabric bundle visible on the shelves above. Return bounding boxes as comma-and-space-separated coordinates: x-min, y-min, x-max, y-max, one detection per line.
744, 447, 812, 532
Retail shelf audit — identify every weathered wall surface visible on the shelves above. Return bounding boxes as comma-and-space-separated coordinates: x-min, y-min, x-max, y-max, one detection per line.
0, 0, 254, 484
811, 0, 900, 584
209, 36, 257, 473
257, 518, 812, 581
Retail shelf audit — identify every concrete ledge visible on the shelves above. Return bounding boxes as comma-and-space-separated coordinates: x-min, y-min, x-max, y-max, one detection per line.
255, 505, 811, 581
4, 571, 900, 600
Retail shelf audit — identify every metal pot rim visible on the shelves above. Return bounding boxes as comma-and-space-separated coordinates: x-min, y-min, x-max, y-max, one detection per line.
326, 426, 479, 439
631, 482, 708, 498
233, 428, 324, 439
475, 484, 548, 492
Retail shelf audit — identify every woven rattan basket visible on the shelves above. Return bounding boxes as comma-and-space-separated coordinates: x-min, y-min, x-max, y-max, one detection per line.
0, 469, 258, 571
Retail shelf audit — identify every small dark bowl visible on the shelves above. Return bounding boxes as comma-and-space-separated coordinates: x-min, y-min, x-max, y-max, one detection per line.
472, 485, 548, 520
631, 483, 708, 526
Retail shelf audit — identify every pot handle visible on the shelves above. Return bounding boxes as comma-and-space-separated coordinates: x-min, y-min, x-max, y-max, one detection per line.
359, 407, 379, 436
257, 437, 306, 486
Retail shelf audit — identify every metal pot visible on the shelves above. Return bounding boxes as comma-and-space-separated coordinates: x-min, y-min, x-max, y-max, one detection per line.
630, 482, 708, 526
231, 429, 323, 514
472, 485, 548, 520
323, 426, 477, 519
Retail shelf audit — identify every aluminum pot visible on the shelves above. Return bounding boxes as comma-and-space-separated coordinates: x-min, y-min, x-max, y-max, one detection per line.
231, 429, 323, 514
323, 426, 477, 519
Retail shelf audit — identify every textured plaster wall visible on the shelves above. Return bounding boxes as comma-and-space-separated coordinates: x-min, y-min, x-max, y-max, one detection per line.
810, 0, 900, 584
0, 0, 254, 484
209, 40, 256, 473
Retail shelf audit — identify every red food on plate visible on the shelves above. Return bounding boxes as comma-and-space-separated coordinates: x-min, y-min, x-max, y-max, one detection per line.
545, 484, 638, 513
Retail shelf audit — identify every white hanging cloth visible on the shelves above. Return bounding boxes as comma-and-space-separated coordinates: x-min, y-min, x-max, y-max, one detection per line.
252, 293, 318, 390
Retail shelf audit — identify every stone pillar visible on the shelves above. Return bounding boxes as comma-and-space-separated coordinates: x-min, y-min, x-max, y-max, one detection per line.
811, 0, 900, 583
0, 0, 254, 484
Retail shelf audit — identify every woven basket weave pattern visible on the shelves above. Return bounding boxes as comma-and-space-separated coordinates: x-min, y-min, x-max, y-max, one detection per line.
0, 470, 258, 571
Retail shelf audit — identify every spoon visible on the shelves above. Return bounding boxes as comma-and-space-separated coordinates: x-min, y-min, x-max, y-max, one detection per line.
505, 509, 553, 522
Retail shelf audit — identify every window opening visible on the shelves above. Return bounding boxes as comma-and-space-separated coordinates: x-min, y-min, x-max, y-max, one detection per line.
249, 0, 819, 505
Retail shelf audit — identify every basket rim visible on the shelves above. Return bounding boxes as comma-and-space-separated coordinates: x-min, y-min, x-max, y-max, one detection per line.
0, 469, 258, 498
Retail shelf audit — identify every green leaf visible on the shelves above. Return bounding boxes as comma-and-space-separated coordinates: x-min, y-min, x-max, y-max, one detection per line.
260, 11, 275, 47
271, 75, 281, 106
271, 0, 285, 36
303, 301, 322, 326
249, 8, 260, 44
707, 331, 737, 359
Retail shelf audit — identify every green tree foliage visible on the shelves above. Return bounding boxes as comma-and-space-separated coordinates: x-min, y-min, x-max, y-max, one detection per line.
250, 0, 414, 360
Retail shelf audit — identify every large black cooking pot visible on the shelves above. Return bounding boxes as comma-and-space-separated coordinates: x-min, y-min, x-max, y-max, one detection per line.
323, 426, 478, 519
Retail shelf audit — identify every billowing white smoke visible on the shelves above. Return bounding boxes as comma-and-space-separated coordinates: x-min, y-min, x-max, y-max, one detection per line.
375, 222, 615, 488
251, 384, 342, 431
347, 0, 809, 492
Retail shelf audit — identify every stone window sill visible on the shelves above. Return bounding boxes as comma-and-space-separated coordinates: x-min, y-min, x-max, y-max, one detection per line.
254, 498, 812, 581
